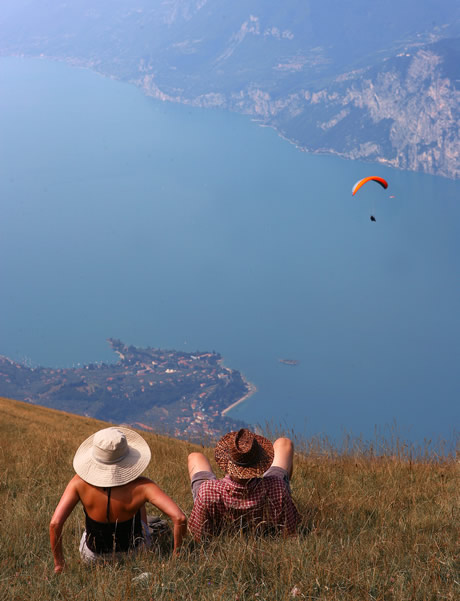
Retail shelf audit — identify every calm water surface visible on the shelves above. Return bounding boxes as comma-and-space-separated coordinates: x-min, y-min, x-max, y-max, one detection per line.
1, 57, 459, 446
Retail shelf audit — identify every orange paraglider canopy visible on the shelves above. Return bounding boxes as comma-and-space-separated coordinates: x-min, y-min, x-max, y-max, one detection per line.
352, 176, 388, 195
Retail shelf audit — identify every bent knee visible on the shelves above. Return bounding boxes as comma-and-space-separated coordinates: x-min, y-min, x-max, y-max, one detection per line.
187, 452, 212, 476
274, 437, 294, 453
188, 452, 205, 464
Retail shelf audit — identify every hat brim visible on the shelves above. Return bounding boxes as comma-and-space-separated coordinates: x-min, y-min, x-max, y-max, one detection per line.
73, 427, 151, 487
215, 431, 274, 478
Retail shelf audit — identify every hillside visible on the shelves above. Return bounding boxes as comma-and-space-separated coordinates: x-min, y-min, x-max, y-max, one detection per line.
0, 396, 458, 601
0, 1, 459, 178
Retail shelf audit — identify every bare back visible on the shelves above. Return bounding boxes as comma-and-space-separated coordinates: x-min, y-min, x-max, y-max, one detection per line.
74, 475, 152, 522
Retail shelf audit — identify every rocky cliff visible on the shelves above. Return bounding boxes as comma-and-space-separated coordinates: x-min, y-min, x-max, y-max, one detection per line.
1, 1, 459, 178
266, 39, 460, 179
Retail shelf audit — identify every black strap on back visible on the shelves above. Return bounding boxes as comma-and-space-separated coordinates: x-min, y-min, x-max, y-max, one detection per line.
105, 487, 112, 522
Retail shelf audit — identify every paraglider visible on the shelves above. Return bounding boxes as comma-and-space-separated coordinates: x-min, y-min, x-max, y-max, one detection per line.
352, 176, 389, 222
352, 176, 388, 196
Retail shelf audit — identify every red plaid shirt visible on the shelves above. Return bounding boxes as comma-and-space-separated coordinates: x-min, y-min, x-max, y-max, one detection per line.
189, 475, 300, 540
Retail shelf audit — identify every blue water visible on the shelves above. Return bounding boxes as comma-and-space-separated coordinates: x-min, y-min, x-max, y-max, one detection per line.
1, 57, 459, 446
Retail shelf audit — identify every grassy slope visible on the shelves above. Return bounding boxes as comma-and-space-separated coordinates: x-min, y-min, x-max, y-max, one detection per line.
0, 396, 458, 601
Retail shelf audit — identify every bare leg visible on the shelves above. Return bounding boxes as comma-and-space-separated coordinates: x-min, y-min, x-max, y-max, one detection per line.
187, 452, 214, 481
271, 437, 294, 480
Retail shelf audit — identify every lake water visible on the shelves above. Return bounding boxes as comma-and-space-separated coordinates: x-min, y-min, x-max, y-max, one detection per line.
1, 57, 459, 448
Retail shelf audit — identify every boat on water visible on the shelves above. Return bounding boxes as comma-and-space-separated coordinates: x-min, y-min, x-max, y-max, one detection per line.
279, 358, 299, 366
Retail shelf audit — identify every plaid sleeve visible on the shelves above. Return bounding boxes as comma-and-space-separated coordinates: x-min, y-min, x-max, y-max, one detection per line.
188, 480, 222, 540
188, 494, 209, 540
281, 489, 301, 534
265, 477, 300, 535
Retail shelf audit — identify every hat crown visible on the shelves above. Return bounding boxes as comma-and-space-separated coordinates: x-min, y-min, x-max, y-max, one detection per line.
229, 428, 259, 467
92, 428, 129, 465
215, 428, 274, 478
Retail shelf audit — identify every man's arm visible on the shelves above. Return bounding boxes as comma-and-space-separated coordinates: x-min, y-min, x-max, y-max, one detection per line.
188, 488, 220, 542
280, 488, 300, 535
49, 476, 80, 573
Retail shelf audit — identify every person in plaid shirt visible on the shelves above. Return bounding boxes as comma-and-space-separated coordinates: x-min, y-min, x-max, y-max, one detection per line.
187, 428, 300, 540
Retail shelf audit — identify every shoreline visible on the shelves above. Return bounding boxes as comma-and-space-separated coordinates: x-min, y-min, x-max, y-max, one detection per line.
221, 379, 257, 416
2, 55, 454, 180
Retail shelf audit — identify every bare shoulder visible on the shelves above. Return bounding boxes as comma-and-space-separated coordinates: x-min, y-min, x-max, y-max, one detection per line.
71, 474, 90, 494
127, 476, 157, 498
129, 476, 155, 491
132, 477, 172, 502
134, 476, 154, 485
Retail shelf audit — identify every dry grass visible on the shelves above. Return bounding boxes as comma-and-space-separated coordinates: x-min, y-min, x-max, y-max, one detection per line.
0, 396, 458, 601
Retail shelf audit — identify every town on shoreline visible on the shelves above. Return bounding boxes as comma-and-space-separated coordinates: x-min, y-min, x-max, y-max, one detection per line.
0, 339, 255, 440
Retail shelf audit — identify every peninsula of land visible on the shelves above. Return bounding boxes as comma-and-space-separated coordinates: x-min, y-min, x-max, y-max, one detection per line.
0, 339, 254, 440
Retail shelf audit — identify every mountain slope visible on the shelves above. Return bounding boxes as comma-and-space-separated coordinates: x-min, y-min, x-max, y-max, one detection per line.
0, 1, 459, 177
0, 395, 458, 600
267, 39, 460, 178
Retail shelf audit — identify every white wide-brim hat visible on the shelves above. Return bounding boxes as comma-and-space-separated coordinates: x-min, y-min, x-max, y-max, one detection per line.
73, 427, 151, 487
